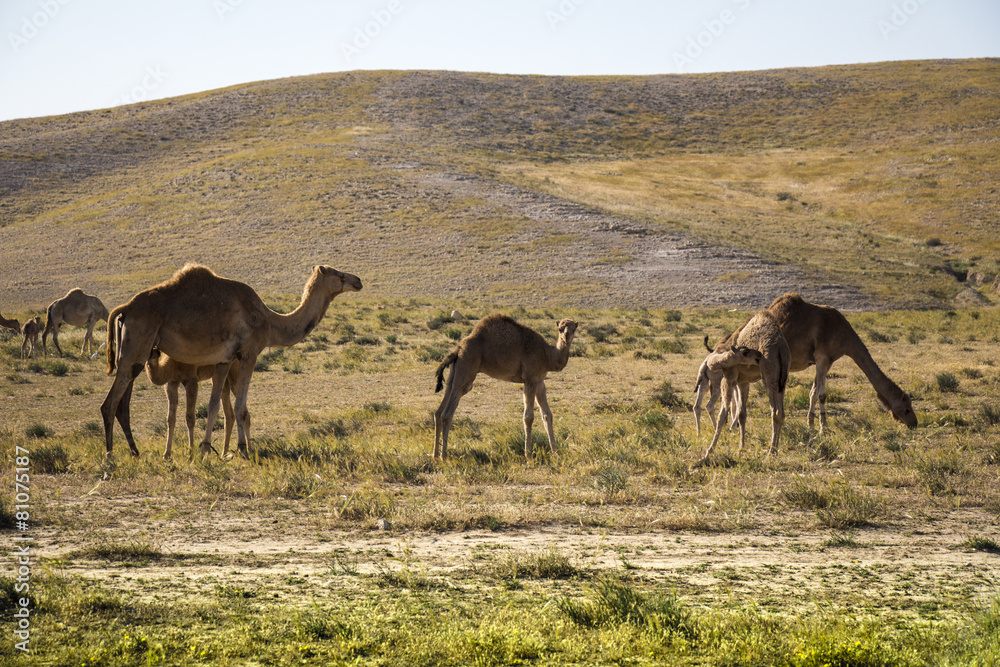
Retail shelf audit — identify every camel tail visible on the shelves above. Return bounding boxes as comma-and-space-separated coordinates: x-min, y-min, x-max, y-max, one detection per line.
703, 335, 713, 353
778, 346, 789, 394
106, 308, 124, 375
434, 352, 458, 393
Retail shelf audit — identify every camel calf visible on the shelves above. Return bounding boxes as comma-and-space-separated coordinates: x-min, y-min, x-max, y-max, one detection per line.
434, 315, 578, 460
20, 317, 41, 359
145, 350, 243, 461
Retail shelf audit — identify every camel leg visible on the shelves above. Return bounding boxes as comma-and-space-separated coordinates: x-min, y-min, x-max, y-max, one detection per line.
21, 336, 29, 360
735, 382, 750, 453
50, 325, 62, 357
198, 363, 232, 459
220, 382, 237, 460
112, 380, 141, 457
534, 381, 556, 454
696, 377, 736, 466
767, 382, 786, 457
522, 381, 537, 459
693, 380, 710, 436
433, 363, 475, 461
83, 320, 96, 356
809, 359, 832, 433
162, 382, 180, 461
183, 380, 200, 461
226, 360, 254, 459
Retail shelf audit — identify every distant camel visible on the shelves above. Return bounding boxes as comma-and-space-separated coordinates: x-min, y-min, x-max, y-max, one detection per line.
101, 264, 362, 458
766, 293, 917, 431
693, 335, 752, 435
696, 310, 788, 466
20, 316, 42, 359
145, 349, 241, 461
0, 312, 20, 333
434, 315, 578, 460
42, 288, 109, 357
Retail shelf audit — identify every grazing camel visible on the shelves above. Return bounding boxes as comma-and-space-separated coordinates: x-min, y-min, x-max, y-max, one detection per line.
144, 349, 241, 461
696, 310, 789, 466
765, 293, 917, 431
101, 264, 362, 458
20, 317, 42, 359
42, 289, 109, 357
0, 312, 20, 333
433, 315, 578, 460
692, 335, 754, 435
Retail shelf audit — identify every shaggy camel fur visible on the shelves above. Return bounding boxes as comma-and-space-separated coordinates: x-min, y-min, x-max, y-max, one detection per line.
0, 312, 20, 333
42, 288, 109, 357
434, 315, 578, 460
692, 335, 759, 435
145, 349, 242, 461
101, 264, 362, 458
696, 311, 789, 466
20, 317, 42, 359
765, 293, 917, 431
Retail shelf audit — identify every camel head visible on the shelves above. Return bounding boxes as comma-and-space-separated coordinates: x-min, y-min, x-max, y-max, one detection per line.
880, 391, 918, 429
706, 344, 762, 372
311, 266, 363, 297
557, 319, 578, 346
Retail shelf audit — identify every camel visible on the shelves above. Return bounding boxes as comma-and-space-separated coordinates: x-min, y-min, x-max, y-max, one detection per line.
42, 289, 109, 357
695, 310, 789, 466
20, 317, 42, 359
693, 335, 754, 435
765, 293, 917, 431
101, 264, 362, 458
433, 315, 578, 461
144, 349, 242, 461
0, 312, 20, 333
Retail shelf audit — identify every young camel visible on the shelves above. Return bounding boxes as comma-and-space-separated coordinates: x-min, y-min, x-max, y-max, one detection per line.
433, 315, 578, 461
20, 316, 42, 359
695, 310, 789, 467
692, 335, 754, 435
144, 349, 242, 461
766, 293, 916, 431
42, 288, 109, 357
101, 264, 362, 458
0, 312, 20, 333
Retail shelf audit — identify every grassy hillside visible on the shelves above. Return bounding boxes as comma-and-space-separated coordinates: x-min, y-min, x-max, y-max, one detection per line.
0, 60, 998, 313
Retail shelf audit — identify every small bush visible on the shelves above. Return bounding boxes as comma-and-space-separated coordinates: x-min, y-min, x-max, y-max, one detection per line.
651, 380, 687, 409
936, 372, 960, 393
25, 423, 52, 439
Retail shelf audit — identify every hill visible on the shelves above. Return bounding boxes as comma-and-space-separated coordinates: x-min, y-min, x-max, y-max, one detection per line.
1, 59, 997, 313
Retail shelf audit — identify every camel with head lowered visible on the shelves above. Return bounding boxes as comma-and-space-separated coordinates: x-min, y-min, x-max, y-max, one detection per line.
693, 335, 753, 435
21, 317, 42, 359
42, 288, 109, 357
765, 293, 917, 431
0, 312, 20, 333
695, 310, 788, 467
434, 315, 578, 461
101, 264, 362, 458
144, 349, 242, 461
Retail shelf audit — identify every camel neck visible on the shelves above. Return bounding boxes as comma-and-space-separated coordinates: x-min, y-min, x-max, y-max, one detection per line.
845, 336, 901, 398
265, 293, 334, 347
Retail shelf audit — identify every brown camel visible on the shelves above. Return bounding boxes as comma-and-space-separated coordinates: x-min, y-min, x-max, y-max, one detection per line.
696, 310, 789, 466
433, 315, 578, 460
765, 293, 917, 431
20, 316, 42, 359
101, 264, 362, 458
42, 288, 109, 357
692, 335, 756, 435
144, 349, 241, 461
0, 312, 20, 333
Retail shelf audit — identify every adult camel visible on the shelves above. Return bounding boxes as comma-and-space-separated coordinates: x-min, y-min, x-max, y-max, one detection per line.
101, 264, 362, 458
766, 293, 917, 431
42, 288, 109, 357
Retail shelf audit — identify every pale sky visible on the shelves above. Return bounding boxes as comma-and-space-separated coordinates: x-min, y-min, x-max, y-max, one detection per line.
1, 0, 997, 122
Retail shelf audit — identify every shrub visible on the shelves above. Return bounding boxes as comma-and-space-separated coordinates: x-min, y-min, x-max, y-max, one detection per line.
935, 372, 960, 393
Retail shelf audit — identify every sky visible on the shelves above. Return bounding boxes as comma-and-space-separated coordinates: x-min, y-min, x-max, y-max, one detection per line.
1, 0, 997, 122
